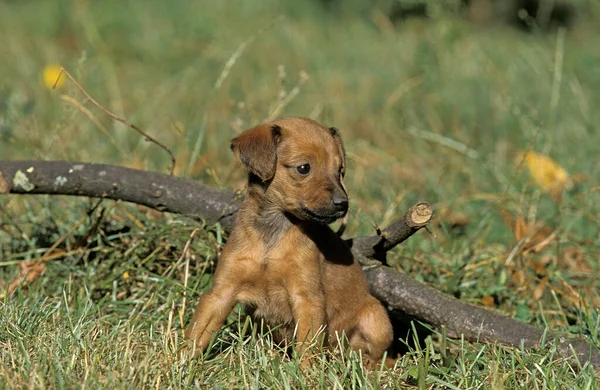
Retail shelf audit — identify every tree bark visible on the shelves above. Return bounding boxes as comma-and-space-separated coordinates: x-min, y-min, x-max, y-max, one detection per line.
1, 159, 598, 369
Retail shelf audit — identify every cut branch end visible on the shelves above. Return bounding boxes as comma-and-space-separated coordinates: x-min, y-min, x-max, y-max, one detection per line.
408, 202, 433, 227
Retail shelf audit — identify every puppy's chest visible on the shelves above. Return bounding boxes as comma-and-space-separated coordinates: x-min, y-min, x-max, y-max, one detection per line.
237, 237, 323, 318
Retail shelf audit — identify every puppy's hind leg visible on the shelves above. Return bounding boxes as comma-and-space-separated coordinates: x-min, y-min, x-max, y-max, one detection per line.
184, 287, 237, 358
348, 296, 394, 364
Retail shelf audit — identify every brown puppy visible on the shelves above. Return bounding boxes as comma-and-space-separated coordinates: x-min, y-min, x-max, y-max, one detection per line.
185, 117, 393, 363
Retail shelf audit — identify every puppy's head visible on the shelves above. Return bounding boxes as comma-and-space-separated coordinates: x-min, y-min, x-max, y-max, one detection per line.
231, 117, 348, 225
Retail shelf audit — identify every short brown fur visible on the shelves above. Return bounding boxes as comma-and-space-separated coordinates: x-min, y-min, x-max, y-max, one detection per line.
184, 117, 393, 363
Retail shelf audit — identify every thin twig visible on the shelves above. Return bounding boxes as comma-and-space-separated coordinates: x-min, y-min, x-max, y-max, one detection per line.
59, 95, 125, 156
53, 68, 176, 175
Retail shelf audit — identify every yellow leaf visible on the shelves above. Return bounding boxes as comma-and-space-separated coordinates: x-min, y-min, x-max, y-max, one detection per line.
521, 151, 570, 193
42, 65, 65, 89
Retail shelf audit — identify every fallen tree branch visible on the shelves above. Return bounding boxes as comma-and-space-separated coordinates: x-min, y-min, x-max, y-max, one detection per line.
0, 160, 240, 227
1, 160, 598, 369
363, 266, 599, 368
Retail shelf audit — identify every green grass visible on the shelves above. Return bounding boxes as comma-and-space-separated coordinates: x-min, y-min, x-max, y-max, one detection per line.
1, 0, 600, 388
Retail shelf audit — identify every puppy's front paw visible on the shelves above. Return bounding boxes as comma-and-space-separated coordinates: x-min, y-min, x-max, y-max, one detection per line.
176, 340, 202, 361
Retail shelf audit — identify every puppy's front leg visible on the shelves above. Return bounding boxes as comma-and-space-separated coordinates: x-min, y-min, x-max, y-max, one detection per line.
290, 290, 326, 358
184, 286, 237, 357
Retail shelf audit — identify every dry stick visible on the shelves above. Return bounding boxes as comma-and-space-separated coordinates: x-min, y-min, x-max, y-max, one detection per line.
53, 68, 176, 175
349, 202, 433, 261
0, 159, 598, 369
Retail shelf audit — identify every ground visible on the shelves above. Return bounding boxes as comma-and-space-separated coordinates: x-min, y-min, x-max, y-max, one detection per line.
0, 0, 599, 388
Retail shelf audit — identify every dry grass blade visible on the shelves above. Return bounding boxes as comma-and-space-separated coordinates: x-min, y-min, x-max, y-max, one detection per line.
214, 15, 283, 91
265, 71, 310, 122
53, 67, 176, 175
176, 227, 201, 337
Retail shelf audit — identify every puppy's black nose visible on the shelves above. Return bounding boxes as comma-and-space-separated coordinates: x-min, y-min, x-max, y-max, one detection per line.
332, 195, 349, 211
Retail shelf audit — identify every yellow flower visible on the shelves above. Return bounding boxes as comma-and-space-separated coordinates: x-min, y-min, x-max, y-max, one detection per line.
42, 65, 65, 89
123, 271, 130, 279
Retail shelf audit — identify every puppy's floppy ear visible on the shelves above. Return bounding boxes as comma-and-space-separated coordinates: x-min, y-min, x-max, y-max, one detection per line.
330, 127, 346, 177
231, 124, 282, 182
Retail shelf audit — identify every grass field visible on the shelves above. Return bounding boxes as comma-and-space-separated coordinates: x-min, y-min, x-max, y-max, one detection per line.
1, 0, 600, 388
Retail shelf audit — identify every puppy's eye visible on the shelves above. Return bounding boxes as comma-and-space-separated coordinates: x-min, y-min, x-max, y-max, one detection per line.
296, 164, 311, 176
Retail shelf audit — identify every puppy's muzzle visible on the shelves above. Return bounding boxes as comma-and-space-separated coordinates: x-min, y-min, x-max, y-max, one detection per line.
300, 192, 349, 225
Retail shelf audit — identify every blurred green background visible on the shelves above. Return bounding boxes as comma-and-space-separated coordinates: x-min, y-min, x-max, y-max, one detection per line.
1, 0, 599, 387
